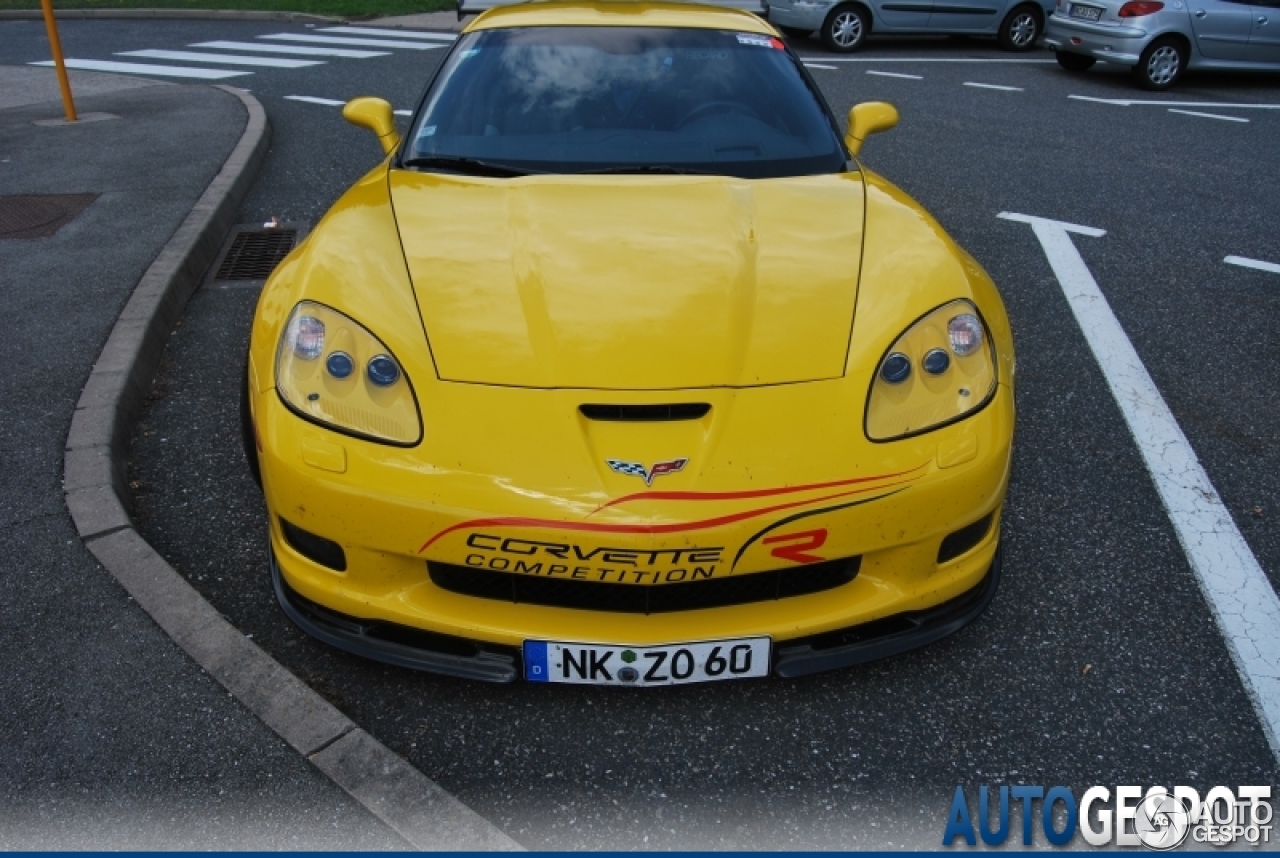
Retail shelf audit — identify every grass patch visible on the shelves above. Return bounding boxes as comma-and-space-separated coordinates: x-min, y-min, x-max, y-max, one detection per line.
0, 0, 453, 16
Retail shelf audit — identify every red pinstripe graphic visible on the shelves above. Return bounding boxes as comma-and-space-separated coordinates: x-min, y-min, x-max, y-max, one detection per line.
416, 479, 914, 554
594, 463, 927, 512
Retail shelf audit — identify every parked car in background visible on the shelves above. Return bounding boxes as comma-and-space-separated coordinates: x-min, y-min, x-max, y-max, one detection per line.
1046, 0, 1280, 89
769, 0, 1055, 52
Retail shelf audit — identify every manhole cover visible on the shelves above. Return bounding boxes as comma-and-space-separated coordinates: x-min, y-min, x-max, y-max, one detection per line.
211, 224, 301, 283
0, 193, 98, 239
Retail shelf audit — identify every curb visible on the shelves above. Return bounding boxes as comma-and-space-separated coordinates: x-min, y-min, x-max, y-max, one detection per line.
0, 8, 339, 21
61, 84, 520, 852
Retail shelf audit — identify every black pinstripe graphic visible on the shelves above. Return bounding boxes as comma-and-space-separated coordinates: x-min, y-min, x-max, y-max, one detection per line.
730, 488, 907, 571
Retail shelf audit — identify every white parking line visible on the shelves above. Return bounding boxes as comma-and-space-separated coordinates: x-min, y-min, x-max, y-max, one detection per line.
258, 33, 448, 51
964, 81, 1023, 91
798, 56, 1053, 62
318, 26, 457, 42
191, 40, 389, 58
866, 70, 922, 79
29, 58, 250, 79
1070, 95, 1280, 109
285, 95, 413, 117
1168, 108, 1249, 123
803, 62, 839, 69
118, 49, 323, 69
1001, 211, 1280, 763
1225, 255, 1280, 275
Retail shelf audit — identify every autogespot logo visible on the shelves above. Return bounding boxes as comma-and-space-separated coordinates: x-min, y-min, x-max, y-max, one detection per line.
1134, 792, 1192, 851
942, 784, 1273, 848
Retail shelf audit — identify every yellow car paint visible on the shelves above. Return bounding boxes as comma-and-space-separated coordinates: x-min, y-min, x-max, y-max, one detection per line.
464, 0, 779, 34
389, 171, 866, 388
245, 2, 1016, 678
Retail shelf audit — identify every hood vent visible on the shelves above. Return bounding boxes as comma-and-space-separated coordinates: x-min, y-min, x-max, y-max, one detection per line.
579, 403, 711, 422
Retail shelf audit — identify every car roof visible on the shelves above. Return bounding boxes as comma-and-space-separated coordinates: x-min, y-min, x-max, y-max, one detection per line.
464, 1, 775, 35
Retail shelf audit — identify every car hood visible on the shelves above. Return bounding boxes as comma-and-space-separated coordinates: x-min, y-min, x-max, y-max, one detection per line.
389, 169, 866, 389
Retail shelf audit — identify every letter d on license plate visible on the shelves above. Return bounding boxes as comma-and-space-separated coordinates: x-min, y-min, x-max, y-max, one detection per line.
524, 637, 770, 686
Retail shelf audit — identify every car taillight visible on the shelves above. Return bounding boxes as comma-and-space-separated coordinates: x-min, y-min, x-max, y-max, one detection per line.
1118, 1, 1163, 15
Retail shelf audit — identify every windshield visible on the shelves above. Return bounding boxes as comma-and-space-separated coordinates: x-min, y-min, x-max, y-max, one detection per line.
403, 26, 848, 179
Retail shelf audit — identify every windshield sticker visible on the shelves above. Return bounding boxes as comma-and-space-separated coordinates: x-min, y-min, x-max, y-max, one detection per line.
459, 48, 480, 59
421, 125, 437, 137
736, 33, 785, 49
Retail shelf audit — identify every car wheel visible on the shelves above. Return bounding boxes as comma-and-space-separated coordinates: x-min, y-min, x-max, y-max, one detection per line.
777, 24, 814, 38
821, 5, 869, 52
997, 4, 1042, 51
1133, 36, 1186, 90
240, 361, 262, 489
1055, 50, 1096, 72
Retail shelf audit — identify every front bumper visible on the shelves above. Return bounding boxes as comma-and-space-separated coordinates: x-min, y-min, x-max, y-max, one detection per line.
256, 380, 1012, 672
273, 542, 1002, 683
1044, 14, 1149, 62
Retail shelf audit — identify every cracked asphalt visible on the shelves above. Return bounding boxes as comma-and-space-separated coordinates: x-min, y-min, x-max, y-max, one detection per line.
5, 15, 1277, 850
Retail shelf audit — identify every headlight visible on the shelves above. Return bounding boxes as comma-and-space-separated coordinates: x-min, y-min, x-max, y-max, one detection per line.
865, 299, 996, 441
275, 301, 422, 445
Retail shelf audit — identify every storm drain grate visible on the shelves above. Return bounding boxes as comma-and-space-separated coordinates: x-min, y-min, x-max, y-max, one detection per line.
211, 224, 300, 283
0, 193, 98, 239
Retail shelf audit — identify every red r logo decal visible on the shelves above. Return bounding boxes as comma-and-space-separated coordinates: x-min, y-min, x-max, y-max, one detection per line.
762, 528, 828, 564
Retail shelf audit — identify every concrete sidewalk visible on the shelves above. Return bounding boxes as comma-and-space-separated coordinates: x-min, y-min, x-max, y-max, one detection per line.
0, 66, 408, 849
366, 10, 474, 30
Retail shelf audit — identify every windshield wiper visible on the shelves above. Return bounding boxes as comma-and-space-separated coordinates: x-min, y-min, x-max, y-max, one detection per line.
400, 155, 532, 177
577, 164, 716, 176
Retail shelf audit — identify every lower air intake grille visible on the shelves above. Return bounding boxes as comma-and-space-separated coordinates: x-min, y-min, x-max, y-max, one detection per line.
428, 556, 860, 614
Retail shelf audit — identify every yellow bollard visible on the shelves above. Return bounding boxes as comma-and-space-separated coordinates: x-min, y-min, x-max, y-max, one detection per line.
40, 0, 77, 122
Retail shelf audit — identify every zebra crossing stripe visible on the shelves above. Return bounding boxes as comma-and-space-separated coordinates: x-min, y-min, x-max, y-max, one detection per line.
285, 95, 415, 117
258, 33, 448, 51
285, 95, 345, 106
118, 50, 322, 69
29, 59, 250, 79
318, 26, 457, 42
191, 40, 389, 59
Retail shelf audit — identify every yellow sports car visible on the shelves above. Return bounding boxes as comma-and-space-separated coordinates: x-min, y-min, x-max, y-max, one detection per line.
243, 0, 1015, 686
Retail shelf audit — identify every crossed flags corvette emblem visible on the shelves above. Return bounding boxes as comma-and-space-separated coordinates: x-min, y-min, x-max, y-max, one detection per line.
606, 457, 688, 487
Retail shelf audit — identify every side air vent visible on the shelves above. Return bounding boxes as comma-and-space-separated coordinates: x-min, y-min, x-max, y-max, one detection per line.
579, 403, 711, 422
280, 518, 347, 572
937, 513, 995, 564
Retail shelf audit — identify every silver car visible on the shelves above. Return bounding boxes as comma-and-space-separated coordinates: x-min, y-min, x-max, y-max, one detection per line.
769, 0, 1055, 52
1046, 0, 1280, 89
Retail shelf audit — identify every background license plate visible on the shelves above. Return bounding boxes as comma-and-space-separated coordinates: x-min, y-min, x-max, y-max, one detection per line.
524, 637, 770, 686
1069, 4, 1102, 19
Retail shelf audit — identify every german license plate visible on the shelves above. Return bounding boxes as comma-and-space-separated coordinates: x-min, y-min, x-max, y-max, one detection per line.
1068, 4, 1102, 20
524, 637, 771, 686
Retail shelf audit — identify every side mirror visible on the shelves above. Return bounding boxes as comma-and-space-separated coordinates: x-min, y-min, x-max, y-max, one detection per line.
844, 101, 899, 157
343, 97, 401, 156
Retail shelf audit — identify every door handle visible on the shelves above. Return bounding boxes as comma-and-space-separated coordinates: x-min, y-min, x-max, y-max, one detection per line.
1258, 15, 1269, 23
1193, 8, 1206, 16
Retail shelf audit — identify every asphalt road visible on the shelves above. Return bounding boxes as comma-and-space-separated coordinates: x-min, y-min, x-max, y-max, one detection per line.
6, 15, 1279, 849
0, 70, 410, 848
